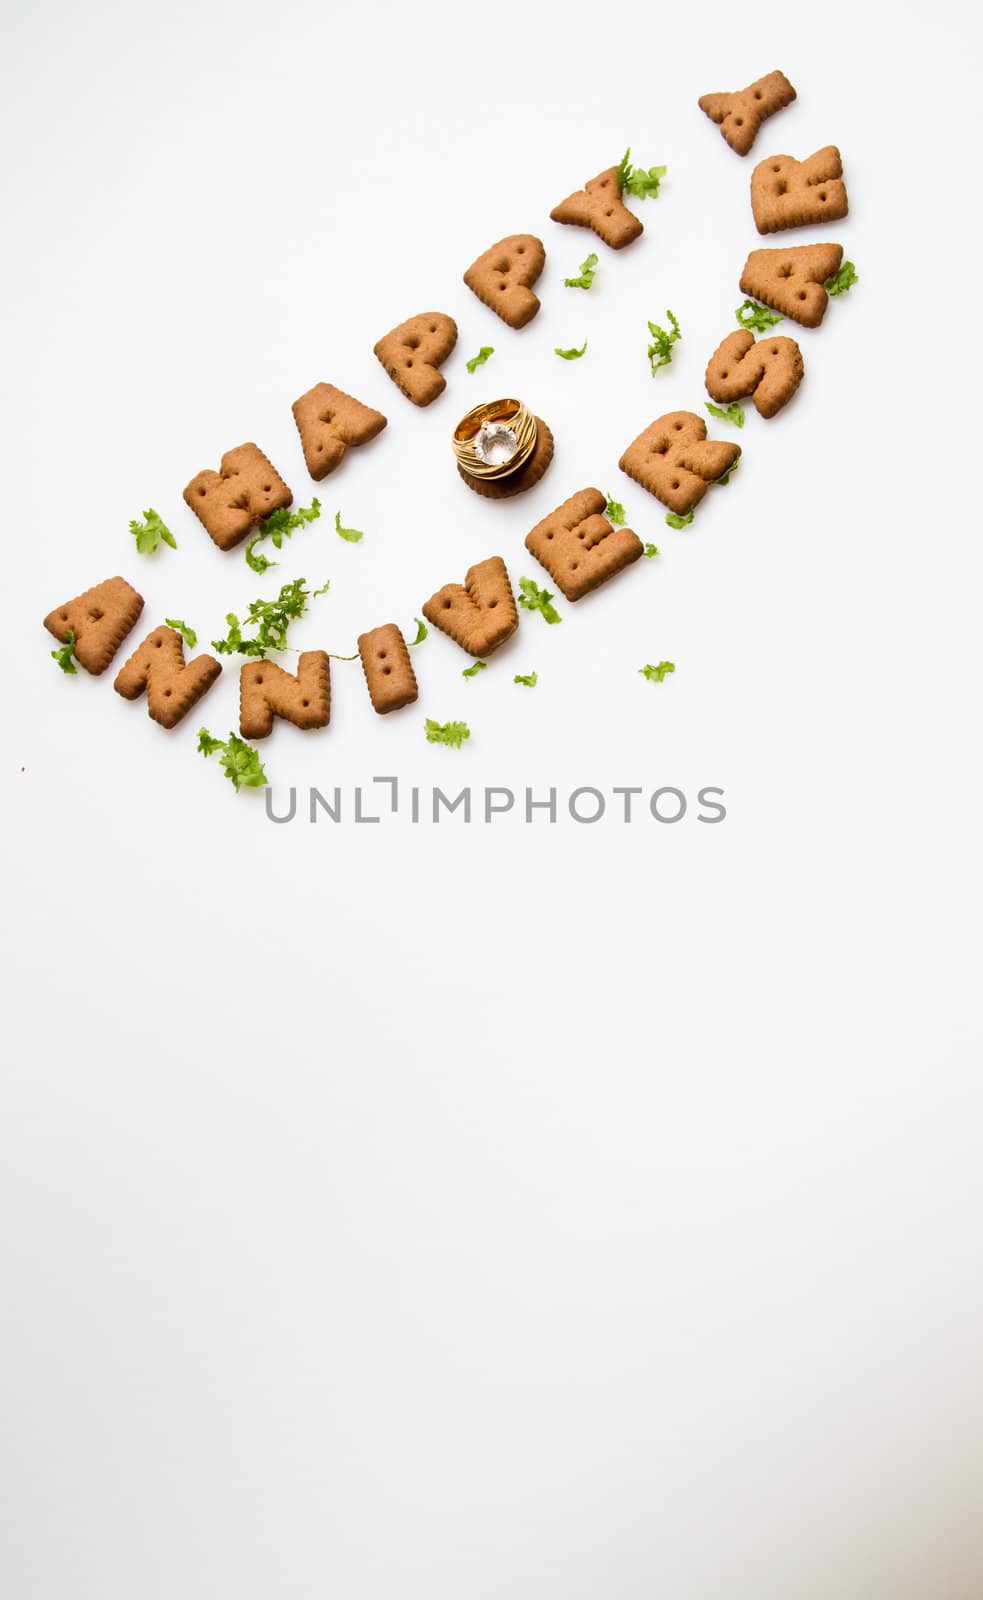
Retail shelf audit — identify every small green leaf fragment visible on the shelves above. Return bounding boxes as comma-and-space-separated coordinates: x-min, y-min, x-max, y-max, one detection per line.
513, 672, 538, 687
564, 252, 599, 289
605, 495, 626, 525
462, 660, 487, 678
735, 298, 783, 332
129, 507, 176, 555
51, 628, 77, 674
643, 543, 660, 558
555, 340, 587, 360
824, 260, 858, 296
705, 400, 745, 428
335, 510, 363, 543
640, 661, 675, 683
425, 719, 471, 748
665, 508, 695, 530
165, 617, 197, 648
647, 309, 681, 375
466, 346, 495, 374
197, 727, 266, 791
716, 458, 740, 486
409, 618, 428, 646
517, 576, 562, 624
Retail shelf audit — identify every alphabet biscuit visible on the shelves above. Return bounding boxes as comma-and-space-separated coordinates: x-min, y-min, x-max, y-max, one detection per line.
550, 166, 643, 251
183, 443, 292, 551
114, 625, 222, 728
619, 413, 741, 515
699, 69, 796, 156
239, 651, 330, 739
423, 556, 518, 657
740, 242, 843, 328
374, 313, 457, 407
464, 235, 545, 329
751, 146, 848, 234
705, 330, 803, 419
292, 384, 386, 480
525, 488, 643, 601
357, 624, 418, 714
43, 576, 144, 675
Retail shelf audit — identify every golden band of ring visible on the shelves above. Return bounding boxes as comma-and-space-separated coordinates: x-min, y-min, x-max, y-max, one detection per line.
451, 398, 538, 481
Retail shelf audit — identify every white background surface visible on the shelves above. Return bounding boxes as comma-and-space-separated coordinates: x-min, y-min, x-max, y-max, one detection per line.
3, 1, 982, 1595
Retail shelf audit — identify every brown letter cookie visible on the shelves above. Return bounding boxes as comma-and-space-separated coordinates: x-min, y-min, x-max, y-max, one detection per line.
740, 242, 843, 328
43, 576, 144, 675
705, 329, 803, 419
291, 384, 387, 480
373, 313, 457, 407
549, 167, 643, 251
183, 443, 292, 551
422, 556, 518, 656
114, 625, 222, 728
239, 650, 330, 739
525, 488, 643, 601
751, 146, 848, 233
464, 234, 545, 329
698, 69, 796, 156
357, 624, 419, 714
619, 413, 741, 515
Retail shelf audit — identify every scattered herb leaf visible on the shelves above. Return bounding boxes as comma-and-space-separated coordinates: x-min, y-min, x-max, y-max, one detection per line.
705, 400, 745, 428
425, 719, 470, 749
647, 310, 681, 375
665, 508, 695, 529
197, 727, 267, 792
564, 252, 599, 290
555, 340, 587, 360
617, 149, 667, 200
211, 577, 330, 658
736, 298, 783, 332
514, 672, 538, 687
466, 346, 495, 374
605, 495, 626, 525
518, 577, 562, 624
51, 629, 77, 674
717, 458, 740, 486
640, 661, 675, 683
165, 617, 197, 648
824, 260, 858, 297
409, 618, 428, 645
129, 508, 176, 555
244, 497, 321, 571
643, 543, 660, 558
335, 510, 363, 543
462, 660, 487, 678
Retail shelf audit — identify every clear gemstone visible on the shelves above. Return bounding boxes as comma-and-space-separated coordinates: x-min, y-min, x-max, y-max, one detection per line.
473, 421, 518, 466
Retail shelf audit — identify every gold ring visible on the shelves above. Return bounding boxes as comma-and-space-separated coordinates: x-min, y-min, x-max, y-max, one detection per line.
451, 398, 538, 481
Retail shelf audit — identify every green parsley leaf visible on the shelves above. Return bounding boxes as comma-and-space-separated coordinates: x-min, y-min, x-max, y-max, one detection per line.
617, 149, 666, 200
165, 617, 197, 648
640, 661, 675, 683
129, 508, 176, 555
824, 260, 858, 296
197, 727, 267, 792
717, 458, 740, 486
647, 310, 681, 375
517, 576, 562, 624
409, 617, 428, 646
335, 510, 363, 543
425, 719, 470, 749
462, 660, 487, 678
705, 400, 745, 428
735, 298, 783, 332
51, 628, 77, 674
643, 543, 660, 558
211, 577, 330, 658
665, 508, 695, 530
555, 340, 587, 360
605, 495, 626, 525
466, 346, 495, 374
514, 671, 538, 687
244, 497, 321, 570
564, 252, 599, 290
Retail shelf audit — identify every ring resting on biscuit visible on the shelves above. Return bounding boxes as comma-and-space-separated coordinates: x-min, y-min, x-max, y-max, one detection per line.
452, 398, 553, 499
